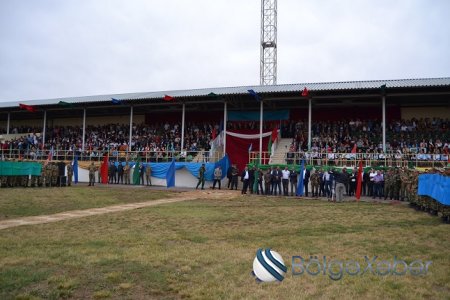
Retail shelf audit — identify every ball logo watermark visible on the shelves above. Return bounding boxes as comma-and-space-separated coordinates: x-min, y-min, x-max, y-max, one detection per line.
252, 249, 432, 282
252, 248, 287, 282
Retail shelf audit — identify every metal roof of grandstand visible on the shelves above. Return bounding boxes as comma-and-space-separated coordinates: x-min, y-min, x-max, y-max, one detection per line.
1, 77, 450, 108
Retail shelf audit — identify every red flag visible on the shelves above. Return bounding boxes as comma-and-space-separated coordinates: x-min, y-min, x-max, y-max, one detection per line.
355, 161, 363, 201
163, 95, 174, 101
351, 144, 357, 153
19, 103, 36, 112
101, 153, 109, 184
301, 87, 309, 97
211, 127, 217, 139
271, 128, 278, 142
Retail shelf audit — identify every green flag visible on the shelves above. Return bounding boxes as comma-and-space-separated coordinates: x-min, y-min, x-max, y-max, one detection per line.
58, 101, 74, 107
133, 157, 141, 185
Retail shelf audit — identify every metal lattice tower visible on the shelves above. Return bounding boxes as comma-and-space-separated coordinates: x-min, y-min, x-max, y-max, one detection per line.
260, 0, 277, 85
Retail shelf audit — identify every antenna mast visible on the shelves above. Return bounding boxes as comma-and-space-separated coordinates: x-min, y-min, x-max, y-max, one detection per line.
260, 0, 277, 85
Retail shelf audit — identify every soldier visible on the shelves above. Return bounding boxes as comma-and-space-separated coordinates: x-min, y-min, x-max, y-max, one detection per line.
67, 163, 73, 186
399, 167, 408, 201
384, 169, 393, 200
310, 169, 320, 198
195, 163, 206, 190
264, 168, 272, 195
38, 162, 45, 187
0, 172, 6, 188
45, 163, 52, 187
392, 168, 401, 200
231, 165, 239, 190
51, 162, 58, 187
123, 162, 130, 185
145, 164, 152, 186
88, 162, 96, 186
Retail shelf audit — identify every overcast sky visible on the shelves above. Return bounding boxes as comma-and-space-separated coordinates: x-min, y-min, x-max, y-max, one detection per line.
0, 0, 449, 102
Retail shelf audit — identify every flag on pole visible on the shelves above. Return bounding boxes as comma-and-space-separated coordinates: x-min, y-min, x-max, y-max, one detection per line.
133, 156, 142, 185
19, 103, 36, 112
248, 143, 253, 152
247, 89, 261, 101
101, 153, 109, 184
380, 84, 387, 94
111, 98, 123, 105
351, 144, 357, 153
47, 146, 54, 161
163, 95, 175, 101
73, 155, 79, 184
301, 87, 309, 97
296, 159, 305, 196
355, 161, 363, 201
212, 127, 217, 139
166, 159, 176, 188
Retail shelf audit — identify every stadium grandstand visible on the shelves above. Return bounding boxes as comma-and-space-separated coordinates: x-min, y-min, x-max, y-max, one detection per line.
1, 77, 449, 180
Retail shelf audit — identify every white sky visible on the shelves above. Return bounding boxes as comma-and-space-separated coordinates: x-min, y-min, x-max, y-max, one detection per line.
0, 0, 449, 102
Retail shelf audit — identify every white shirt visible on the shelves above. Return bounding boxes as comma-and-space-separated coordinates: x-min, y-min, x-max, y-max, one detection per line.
282, 170, 290, 180
244, 171, 249, 180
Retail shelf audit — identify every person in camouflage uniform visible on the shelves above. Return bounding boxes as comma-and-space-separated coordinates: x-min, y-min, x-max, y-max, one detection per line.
45, 163, 52, 187
88, 162, 96, 186
67, 162, 73, 186
399, 167, 408, 201
145, 164, 152, 186
123, 162, 130, 185
384, 169, 393, 200
310, 169, 320, 198
51, 162, 58, 186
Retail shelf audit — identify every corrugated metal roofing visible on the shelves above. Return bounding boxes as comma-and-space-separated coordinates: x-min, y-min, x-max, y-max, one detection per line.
1, 77, 449, 108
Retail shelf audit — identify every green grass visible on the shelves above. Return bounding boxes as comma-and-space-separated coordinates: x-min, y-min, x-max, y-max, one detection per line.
0, 192, 449, 299
0, 186, 173, 220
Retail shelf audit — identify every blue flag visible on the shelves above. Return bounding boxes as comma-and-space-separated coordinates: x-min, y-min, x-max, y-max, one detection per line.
247, 89, 261, 102
248, 143, 253, 152
296, 159, 305, 196
166, 159, 176, 188
111, 98, 123, 105
73, 155, 79, 184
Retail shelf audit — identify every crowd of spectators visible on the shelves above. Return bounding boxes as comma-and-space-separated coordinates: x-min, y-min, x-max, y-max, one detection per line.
282, 117, 449, 155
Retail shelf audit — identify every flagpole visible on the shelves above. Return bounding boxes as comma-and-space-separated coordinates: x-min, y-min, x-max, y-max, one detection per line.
382, 95, 386, 152
42, 110, 46, 150
259, 101, 264, 163
223, 101, 227, 156
181, 103, 185, 151
308, 97, 312, 151
129, 106, 133, 153
82, 108, 86, 153
6, 112, 10, 135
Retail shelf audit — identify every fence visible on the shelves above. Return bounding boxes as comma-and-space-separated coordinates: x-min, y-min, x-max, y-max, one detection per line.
0, 148, 223, 163
249, 151, 449, 168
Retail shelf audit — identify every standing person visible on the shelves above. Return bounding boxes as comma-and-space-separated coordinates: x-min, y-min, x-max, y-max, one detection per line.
271, 166, 282, 196
289, 167, 298, 196
241, 166, 250, 194
231, 165, 239, 190
349, 168, 357, 196
117, 162, 124, 184
318, 168, 325, 197
372, 170, 384, 199
303, 167, 311, 197
145, 164, 152, 186
139, 164, 145, 185
196, 163, 206, 190
212, 166, 222, 189
88, 162, 96, 186
67, 163, 73, 186
264, 168, 272, 195
310, 170, 320, 198
323, 168, 333, 201
255, 168, 264, 195
281, 166, 290, 196
369, 168, 377, 197
248, 166, 256, 194
363, 169, 370, 196
123, 162, 130, 185
226, 165, 233, 188
334, 168, 349, 202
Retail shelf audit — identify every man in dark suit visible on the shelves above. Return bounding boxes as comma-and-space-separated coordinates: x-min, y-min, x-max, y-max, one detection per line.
271, 166, 282, 196
241, 166, 250, 194
303, 168, 311, 197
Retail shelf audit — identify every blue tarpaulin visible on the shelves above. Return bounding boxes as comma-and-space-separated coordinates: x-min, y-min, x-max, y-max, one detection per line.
418, 174, 450, 206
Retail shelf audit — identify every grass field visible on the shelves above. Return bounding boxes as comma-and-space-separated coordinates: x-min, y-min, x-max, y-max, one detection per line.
0, 187, 173, 220
0, 189, 449, 299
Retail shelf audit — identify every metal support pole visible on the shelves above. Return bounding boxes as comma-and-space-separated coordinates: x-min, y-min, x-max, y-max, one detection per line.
382, 95, 386, 152
129, 106, 133, 151
181, 103, 185, 151
42, 110, 46, 149
223, 102, 227, 155
82, 108, 86, 152
6, 112, 10, 135
308, 98, 312, 151
259, 100, 263, 163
